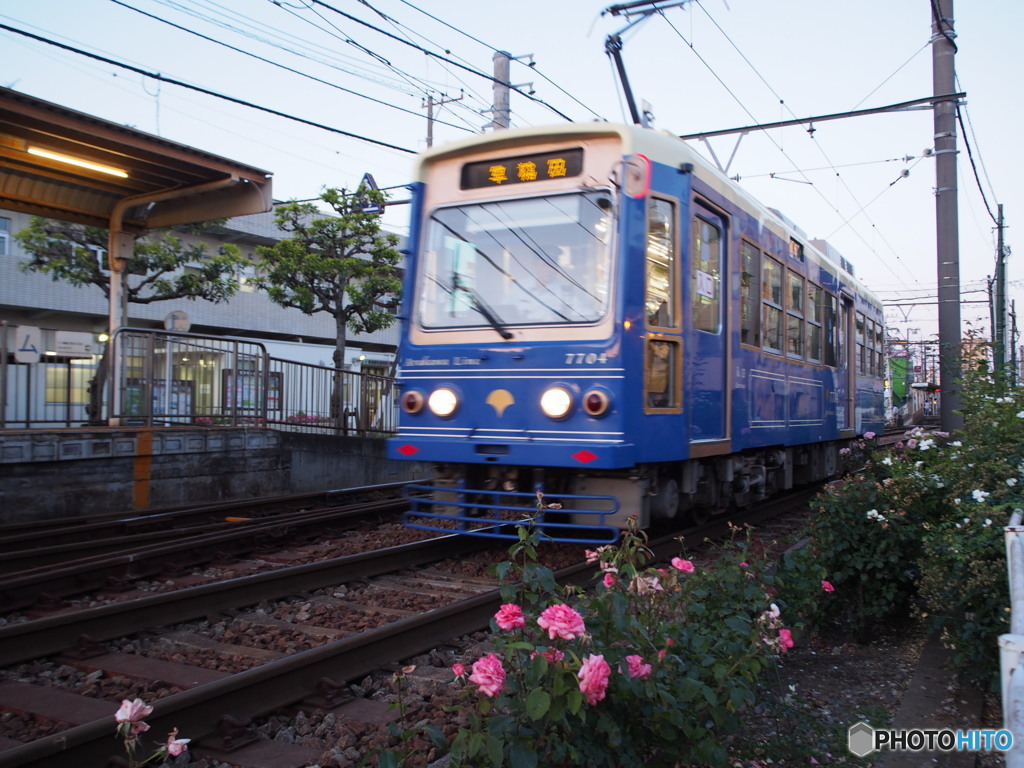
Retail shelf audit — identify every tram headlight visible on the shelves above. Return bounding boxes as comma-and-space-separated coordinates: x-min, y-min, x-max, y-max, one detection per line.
582, 387, 612, 417
428, 387, 459, 418
400, 389, 426, 414
540, 385, 574, 420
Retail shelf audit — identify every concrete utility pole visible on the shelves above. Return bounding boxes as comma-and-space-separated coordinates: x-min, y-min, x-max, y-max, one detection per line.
932, 0, 962, 432
996, 203, 1008, 377
490, 51, 512, 130
423, 91, 463, 148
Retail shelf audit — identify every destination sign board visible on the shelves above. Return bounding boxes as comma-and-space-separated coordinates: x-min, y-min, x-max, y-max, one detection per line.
461, 148, 583, 190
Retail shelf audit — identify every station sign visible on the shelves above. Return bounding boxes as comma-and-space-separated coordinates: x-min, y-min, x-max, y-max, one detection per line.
13, 325, 41, 363
55, 331, 95, 356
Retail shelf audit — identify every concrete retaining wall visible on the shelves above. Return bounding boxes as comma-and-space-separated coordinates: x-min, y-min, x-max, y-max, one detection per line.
0, 428, 428, 523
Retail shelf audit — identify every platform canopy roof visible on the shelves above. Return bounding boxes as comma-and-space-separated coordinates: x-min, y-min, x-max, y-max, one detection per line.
0, 86, 272, 233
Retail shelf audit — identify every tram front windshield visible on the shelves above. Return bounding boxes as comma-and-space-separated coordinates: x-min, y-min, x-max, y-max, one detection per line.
416, 191, 613, 332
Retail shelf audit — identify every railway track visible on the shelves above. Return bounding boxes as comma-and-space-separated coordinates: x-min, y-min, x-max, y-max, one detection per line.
0, 487, 819, 767
0, 485, 418, 613
0, 483, 415, 567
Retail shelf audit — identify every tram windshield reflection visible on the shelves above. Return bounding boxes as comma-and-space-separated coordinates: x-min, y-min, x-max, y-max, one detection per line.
416, 191, 613, 330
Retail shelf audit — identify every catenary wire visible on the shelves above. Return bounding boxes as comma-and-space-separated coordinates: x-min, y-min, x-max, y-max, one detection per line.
0, 22, 417, 154
109, 0, 473, 134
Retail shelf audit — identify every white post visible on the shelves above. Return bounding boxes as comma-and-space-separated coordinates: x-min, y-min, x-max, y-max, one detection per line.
1002, 511, 1024, 765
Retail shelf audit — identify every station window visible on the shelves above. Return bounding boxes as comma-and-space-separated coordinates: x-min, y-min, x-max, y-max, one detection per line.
806, 283, 823, 363
0, 217, 8, 256
762, 256, 783, 352
645, 198, 676, 328
786, 272, 804, 358
238, 262, 258, 293
691, 215, 721, 333
44, 360, 93, 404
740, 240, 760, 347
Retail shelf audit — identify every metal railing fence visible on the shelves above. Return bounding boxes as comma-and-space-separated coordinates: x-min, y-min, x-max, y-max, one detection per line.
2, 326, 396, 436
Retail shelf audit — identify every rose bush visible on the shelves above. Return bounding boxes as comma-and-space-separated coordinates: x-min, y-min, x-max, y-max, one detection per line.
787, 349, 1024, 683
446, 508, 799, 768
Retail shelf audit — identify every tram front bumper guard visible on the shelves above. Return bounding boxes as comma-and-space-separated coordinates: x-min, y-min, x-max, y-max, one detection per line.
402, 483, 621, 544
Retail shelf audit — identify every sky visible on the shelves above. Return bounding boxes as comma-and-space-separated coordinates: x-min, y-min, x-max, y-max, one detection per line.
2, 0, 1020, 352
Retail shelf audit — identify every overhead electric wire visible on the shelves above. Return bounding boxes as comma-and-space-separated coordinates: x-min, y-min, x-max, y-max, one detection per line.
692, 0, 923, 285
675, 3, 923, 288
309, 0, 575, 123
154, 0, 408, 89
0, 22, 417, 154
109, 0, 472, 134
390, 0, 606, 121
956, 106, 998, 226
354, 0, 496, 121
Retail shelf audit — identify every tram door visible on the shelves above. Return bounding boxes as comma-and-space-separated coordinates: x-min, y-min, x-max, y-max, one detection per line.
688, 202, 727, 441
838, 294, 855, 432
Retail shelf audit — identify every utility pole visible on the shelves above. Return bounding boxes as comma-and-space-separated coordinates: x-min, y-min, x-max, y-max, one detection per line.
423, 91, 463, 148
995, 203, 1007, 376
484, 52, 534, 132
490, 51, 512, 130
931, 0, 962, 432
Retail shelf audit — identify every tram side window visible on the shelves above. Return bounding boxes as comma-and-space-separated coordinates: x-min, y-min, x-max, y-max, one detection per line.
786, 272, 804, 358
855, 313, 867, 375
762, 256, 783, 352
691, 216, 721, 333
646, 338, 679, 409
872, 321, 883, 378
790, 238, 805, 262
740, 240, 761, 346
806, 283, 823, 363
645, 198, 676, 327
823, 292, 838, 367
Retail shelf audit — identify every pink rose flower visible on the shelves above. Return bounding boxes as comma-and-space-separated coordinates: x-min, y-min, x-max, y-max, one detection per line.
578, 653, 612, 705
115, 698, 153, 725
531, 647, 566, 665
779, 628, 794, 652
821, 580, 835, 593
469, 653, 506, 697
494, 603, 525, 631
623, 654, 652, 679
864, 431, 876, 439
537, 604, 586, 640
451, 662, 466, 678
165, 728, 190, 757
671, 557, 695, 573
602, 572, 616, 589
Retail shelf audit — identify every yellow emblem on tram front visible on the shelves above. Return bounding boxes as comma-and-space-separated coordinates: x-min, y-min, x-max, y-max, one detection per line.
486, 389, 515, 417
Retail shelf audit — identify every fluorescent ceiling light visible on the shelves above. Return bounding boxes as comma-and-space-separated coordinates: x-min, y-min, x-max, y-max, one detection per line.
27, 146, 128, 178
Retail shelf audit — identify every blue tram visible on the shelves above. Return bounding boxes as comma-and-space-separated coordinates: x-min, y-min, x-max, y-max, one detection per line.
387, 123, 885, 543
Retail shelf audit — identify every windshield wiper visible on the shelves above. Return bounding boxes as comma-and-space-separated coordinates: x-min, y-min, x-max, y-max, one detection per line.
453, 274, 513, 340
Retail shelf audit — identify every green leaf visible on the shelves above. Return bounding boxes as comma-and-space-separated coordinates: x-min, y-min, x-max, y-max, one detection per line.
509, 742, 539, 768
525, 688, 551, 720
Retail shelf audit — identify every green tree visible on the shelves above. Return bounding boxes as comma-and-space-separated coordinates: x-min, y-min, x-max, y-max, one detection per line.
253, 186, 402, 421
15, 216, 248, 423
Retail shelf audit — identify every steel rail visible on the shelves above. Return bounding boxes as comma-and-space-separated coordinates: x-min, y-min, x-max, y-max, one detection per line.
0, 533, 489, 667
0, 497, 411, 611
0, 488, 819, 767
